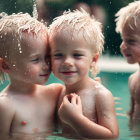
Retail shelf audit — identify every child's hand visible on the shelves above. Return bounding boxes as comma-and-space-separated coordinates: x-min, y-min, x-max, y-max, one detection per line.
58, 93, 82, 125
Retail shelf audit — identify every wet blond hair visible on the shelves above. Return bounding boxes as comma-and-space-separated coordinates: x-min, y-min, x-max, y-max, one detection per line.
0, 12, 48, 84
115, 0, 140, 34
49, 9, 104, 78
49, 9, 104, 53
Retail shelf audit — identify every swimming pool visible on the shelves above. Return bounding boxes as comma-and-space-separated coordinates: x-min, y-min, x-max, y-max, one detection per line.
0, 72, 139, 140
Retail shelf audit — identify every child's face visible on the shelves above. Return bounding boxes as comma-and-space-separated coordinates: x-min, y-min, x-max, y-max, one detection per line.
51, 33, 94, 85
9, 32, 50, 85
120, 21, 140, 64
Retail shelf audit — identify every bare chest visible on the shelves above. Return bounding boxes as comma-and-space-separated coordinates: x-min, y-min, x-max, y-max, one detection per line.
80, 94, 97, 121
11, 97, 56, 134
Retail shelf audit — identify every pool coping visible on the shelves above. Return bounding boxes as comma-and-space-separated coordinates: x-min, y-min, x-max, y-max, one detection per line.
99, 55, 138, 73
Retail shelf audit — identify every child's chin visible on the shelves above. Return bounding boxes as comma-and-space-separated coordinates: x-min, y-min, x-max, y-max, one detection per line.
127, 59, 136, 64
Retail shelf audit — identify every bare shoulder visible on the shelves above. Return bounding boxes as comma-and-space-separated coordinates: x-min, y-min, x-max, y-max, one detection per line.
0, 93, 11, 108
0, 93, 15, 117
95, 84, 114, 106
129, 71, 138, 85
0, 93, 15, 134
129, 71, 139, 95
38, 84, 64, 98
46, 83, 64, 94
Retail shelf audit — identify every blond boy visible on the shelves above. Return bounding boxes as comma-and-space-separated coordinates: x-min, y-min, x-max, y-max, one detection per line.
49, 9, 119, 139
116, 1, 140, 124
0, 13, 63, 140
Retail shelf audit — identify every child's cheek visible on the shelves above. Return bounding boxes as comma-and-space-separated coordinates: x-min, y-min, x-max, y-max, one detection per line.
52, 60, 60, 73
24, 66, 37, 77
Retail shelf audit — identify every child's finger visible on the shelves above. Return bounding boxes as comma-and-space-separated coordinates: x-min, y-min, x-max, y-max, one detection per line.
71, 94, 78, 105
63, 95, 70, 104
71, 94, 77, 105
77, 96, 82, 105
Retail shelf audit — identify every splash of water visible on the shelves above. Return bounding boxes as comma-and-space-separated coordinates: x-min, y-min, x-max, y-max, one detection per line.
32, 0, 38, 19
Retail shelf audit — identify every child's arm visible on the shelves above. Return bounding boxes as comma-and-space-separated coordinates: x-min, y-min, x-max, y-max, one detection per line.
59, 92, 119, 139
0, 97, 15, 139
128, 74, 135, 120
128, 92, 134, 120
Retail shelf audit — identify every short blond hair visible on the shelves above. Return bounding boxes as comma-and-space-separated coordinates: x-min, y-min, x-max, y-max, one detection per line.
115, 0, 140, 34
49, 9, 104, 54
0, 12, 48, 84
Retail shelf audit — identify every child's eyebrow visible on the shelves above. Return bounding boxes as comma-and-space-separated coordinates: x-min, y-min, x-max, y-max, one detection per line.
29, 54, 40, 58
73, 48, 87, 52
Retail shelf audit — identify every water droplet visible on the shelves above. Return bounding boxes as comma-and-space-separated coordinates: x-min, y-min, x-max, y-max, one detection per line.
15, 3, 16, 9
32, 0, 38, 19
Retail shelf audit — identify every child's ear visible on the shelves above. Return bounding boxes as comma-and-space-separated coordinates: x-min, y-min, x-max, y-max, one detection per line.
92, 53, 99, 63
0, 57, 10, 73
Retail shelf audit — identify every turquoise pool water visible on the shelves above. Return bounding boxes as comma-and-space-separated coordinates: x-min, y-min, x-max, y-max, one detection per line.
0, 72, 140, 140
48, 72, 140, 140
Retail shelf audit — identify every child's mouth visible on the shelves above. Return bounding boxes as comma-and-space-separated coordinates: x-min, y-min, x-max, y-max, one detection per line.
40, 74, 49, 77
61, 71, 76, 75
123, 52, 131, 57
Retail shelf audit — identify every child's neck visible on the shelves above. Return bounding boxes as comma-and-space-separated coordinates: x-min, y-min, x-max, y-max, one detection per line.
65, 77, 92, 94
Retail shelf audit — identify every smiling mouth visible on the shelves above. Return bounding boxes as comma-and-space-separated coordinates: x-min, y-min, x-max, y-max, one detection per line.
61, 71, 76, 75
40, 74, 49, 77
124, 53, 131, 57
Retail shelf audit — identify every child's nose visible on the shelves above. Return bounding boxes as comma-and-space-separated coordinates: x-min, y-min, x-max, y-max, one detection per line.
63, 57, 73, 66
120, 42, 126, 49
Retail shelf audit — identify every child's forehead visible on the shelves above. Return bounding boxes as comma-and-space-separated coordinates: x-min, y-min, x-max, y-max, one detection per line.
122, 18, 140, 34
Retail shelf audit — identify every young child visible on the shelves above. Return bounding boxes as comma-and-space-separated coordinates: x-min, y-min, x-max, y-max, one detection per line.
49, 9, 119, 139
0, 13, 63, 140
115, 1, 140, 124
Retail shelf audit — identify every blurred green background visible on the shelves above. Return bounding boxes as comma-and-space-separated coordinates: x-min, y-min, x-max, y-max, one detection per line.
0, 0, 133, 55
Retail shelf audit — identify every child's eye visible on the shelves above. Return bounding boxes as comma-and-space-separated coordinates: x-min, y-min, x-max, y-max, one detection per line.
73, 53, 83, 58
31, 58, 39, 62
125, 39, 136, 45
54, 53, 63, 59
